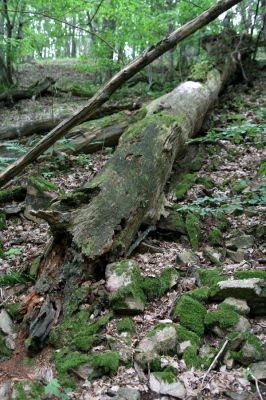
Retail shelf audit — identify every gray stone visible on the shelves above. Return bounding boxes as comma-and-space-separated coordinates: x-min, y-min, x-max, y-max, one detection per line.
249, 361, 266, 380
149, 373, 186, 398
177, 340, 191, 355
210, 279, 266, 316
203, 246, 223, 265
226, 249, 246, 263
226, 235, 254, 250
240, 342, 264, 366
223, 297, 250, 315
135, 324, 177, 367
176, 250, 199, 266
223, 350, 234, 369
116, 387, 140, 400
0, 309, 13, 335
0, 381, 12, 400
230, 316, 251, 333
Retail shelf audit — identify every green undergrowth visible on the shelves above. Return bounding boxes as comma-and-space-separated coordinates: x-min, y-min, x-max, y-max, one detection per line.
30, 176, 59, 193
88, 351, 119, 378
185, 212, 200, 251
0, 271, 32, 285
52, 349, 89, 387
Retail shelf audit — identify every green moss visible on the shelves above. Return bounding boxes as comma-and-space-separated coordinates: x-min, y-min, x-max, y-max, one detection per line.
188, 287, 210, 302
204, 303, 239, 330
0, 333, 12, 358
153, 370, 177, 384
208, 228, 223, 246
53, 349, 89, 386
196, 176, 214, 189
109, 260, 135, 276
258, 160, 266, 176
173, 295, 206, 336
234, 270, 266, 280
175, 325, 201, 347
175, 173, 197, 200
147, 323, 172, 338
49, 311, 112, 349
0, 212, 6, 230
197, 269, 224, 287
183, 345, 199, 369
5, 302, 22, 320
185, 213, 200, 251
232, 181, 247, 193
0, 186, 26, 204
141, 268, 179, 301
30, 176, 59, 193
88, 351, 119, 377
121, 113, 182, 143
29, 256, 41, 279
117, 318, 135, 334
150, 358, 163, 372
65, 287, 90, 316
230, 333, 264, 364
13, 381, 44, 400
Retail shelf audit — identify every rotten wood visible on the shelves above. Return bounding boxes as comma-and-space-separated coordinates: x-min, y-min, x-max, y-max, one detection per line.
0, 0, 243, 187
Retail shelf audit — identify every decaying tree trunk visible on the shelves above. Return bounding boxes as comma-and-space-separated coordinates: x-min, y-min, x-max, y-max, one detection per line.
0, 77, 55, 104
0, 0, 243, 187
26, 56, 238, 348
0, 102, 141, 141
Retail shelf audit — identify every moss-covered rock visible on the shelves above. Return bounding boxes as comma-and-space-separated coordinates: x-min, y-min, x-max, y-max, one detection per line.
196, 268, 224, 287
185, 213, 200, 251
234, 270, 266, 280
188, 287, 210, 302
141, 267, 180, 301
173, 295, 206, 336
204, 303, 239, 330
230, 333, 265, 366
0, 332, 12, 359
196, 176, 214, 189
53, 349, 89, 386
149, 370, 186, 398
87, 351, 119, 378
49, 311, 112, 350
107, 261, 145, 314
117, 317, 135, 334
208, 228, 223, 246
5, 302, 22, 321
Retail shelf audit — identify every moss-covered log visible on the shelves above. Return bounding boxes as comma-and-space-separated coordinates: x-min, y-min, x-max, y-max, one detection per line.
24, 55, 239, 349
0, 102, 141, 141
0, 77, 55, 105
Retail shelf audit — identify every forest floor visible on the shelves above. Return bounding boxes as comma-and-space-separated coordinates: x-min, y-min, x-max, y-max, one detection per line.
0, 62, 265, 400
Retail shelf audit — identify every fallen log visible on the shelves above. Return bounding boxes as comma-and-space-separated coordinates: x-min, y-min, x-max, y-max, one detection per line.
0, 77, 55, 105
26, 54, 238, 348
0, 0, 243, 187
0, 102, 141, 141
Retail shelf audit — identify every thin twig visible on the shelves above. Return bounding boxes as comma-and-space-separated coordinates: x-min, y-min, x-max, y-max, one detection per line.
253, 375, 264, 400
201, 339, 229, 387
89, 0, 105, 24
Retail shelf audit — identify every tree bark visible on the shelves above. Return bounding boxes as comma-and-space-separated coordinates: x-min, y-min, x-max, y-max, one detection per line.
0, 77, 55, 104
26, 55, 238, 347
0, 0, 243, 187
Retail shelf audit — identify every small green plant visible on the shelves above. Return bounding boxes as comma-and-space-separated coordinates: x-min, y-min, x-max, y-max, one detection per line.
76, 153, 91, 166
44, 378, 72, 400
190, 55, 213, 81
4, 248, 22, 257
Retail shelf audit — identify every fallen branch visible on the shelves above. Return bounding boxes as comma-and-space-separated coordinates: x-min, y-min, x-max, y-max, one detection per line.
201, 339, 229, 387
0, 77, 55, 104
0, 0, 243, 187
